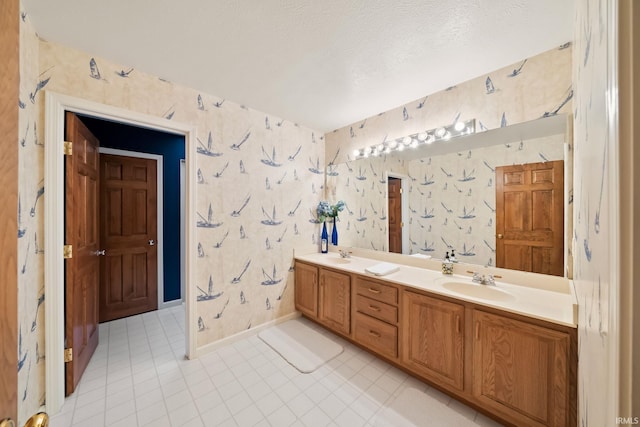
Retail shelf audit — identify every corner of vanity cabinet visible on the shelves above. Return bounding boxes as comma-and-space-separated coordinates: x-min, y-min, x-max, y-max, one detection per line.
470, 308, 578, 427
294, 260, 319, 319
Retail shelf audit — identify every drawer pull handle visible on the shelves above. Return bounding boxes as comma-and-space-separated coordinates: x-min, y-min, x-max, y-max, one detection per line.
368, 330, 381, 338
367, 288, 381, 294
456, 314, 461, 334
368, 305, 381, 312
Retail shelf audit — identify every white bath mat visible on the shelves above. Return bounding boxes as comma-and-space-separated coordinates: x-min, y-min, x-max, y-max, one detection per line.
258, 318, 343, 373
375, 387, 482, 427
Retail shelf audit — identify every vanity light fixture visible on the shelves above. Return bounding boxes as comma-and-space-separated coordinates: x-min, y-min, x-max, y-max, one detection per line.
352, 119, 476, 159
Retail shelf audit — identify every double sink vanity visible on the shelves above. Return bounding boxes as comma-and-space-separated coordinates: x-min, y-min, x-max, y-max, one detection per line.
294, 249, 577, 427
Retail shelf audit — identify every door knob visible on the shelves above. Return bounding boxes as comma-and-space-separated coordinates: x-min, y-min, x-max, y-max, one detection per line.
148, 240, 155, 246
497, 234, 503, 239
94, 250, 106, 256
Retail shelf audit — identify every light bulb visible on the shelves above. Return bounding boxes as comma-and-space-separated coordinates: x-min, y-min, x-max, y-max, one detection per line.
353, 149, 360, 157
377, 143, 385, 151
417, 132, 427, 141
410, 139, 418, 148
403, 136, 412, 145
435, 127, 446, 138
397, 144, 405, 151
454, 121, 466, 132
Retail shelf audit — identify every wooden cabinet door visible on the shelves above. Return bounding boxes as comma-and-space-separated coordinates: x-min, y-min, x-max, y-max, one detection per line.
401, 291, 464, 390
319, 268, 351, 335
472, 310, 571, 427
294, 262, 318, 318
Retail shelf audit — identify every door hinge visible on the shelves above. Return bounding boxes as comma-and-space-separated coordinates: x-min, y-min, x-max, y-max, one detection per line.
63, 141, 73, 155
64, 348, 73, 363
400, 222, 404, 227
399, 188, 403, 194
63, 244, 72, 259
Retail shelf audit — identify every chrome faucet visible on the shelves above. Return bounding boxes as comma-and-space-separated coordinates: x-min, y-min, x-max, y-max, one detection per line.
470, 271, 497, 286
339, 249, 352, 258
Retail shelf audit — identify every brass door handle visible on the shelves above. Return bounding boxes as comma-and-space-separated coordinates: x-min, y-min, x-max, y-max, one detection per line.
497, 234, 503, 239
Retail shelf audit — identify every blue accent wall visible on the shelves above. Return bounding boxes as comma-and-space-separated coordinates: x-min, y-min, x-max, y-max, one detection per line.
79, 115, 185, 303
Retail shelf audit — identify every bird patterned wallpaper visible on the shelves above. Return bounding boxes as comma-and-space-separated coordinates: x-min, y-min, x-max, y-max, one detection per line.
572, 0, 615, 425
325, 44, 573, 165
18, 12, 46, 423
326, 45, 572, 265
327, 133, 566, 264
17, 10, 324, 422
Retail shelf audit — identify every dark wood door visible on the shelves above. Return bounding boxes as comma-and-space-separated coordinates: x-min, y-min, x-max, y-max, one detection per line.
100, 154, 158, 322
318, 268, 351, 335
401, 291, 464, 390
495, 161, 564, 276
388, 177, 402, 253
65, 112, 100, 395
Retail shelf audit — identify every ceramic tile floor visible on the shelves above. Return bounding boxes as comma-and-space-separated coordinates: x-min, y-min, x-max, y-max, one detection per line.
49, 305, 503, 427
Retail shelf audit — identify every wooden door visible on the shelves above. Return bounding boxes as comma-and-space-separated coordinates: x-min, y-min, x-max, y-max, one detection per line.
401, 291, 464, 390
65, 112, 100, 395
318, 268, 351, 335
100, 154, 158, 322
495, 161, 564, 276
388, 177, 402, 253
0, 0, 19, 418
472, 310, 571, 426
294, 262, 318, 318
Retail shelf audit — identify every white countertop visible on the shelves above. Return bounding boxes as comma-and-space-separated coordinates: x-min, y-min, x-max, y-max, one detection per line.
295, 252, 577, 328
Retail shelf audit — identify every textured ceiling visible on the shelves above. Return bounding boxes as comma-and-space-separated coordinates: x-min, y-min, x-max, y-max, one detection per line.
22, 0, 574, 132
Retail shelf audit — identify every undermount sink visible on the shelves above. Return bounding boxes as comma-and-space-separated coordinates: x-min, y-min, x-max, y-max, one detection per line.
441, 281, 515, 302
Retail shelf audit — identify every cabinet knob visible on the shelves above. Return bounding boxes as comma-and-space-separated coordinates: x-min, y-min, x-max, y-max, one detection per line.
497, 234, 503, 239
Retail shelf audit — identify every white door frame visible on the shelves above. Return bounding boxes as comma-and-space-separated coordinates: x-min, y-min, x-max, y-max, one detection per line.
44, 92, 197, 415
385, 171, 410, 254
98, 147, 175, 310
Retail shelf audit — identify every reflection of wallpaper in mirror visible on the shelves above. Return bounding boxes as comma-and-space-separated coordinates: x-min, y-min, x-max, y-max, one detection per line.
408, 133, 564, 266
326, 155, 407, 251
327, 133, 565, 263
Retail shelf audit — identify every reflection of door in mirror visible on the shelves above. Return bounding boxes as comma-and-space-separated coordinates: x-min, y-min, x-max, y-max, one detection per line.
388, 177, 402, 253
495, 160, 564, 276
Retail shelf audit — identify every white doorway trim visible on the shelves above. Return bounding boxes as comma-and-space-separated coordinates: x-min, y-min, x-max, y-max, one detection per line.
385, 171, 410, 254
44, 91, 197, 415
98, 147, 170, 310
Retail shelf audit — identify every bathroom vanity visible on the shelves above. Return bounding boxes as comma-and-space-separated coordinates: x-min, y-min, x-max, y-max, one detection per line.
294, 251, 577, 427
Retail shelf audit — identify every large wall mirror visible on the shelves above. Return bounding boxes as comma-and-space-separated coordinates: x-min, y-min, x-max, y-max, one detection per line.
325, 114, 572, 277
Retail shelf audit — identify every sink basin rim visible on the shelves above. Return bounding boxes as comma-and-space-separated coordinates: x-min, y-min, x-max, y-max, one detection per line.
441, 281, 516, 302
324, 257, 351, 264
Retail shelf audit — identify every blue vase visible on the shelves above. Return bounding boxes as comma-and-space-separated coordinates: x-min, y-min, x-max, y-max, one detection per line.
321, 222, 328, 253
331, 218, 338, 245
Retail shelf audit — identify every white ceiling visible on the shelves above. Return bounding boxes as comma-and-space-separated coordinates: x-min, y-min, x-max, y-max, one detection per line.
23, 0, 574, 132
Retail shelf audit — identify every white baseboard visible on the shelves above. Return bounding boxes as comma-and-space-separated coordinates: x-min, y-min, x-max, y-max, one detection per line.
196, 311, 301, 358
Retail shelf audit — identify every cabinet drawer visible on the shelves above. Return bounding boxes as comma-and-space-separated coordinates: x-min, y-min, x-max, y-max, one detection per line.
354, 312, 398, 359
355, 277, 398, 305
355, 294, 397, 324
